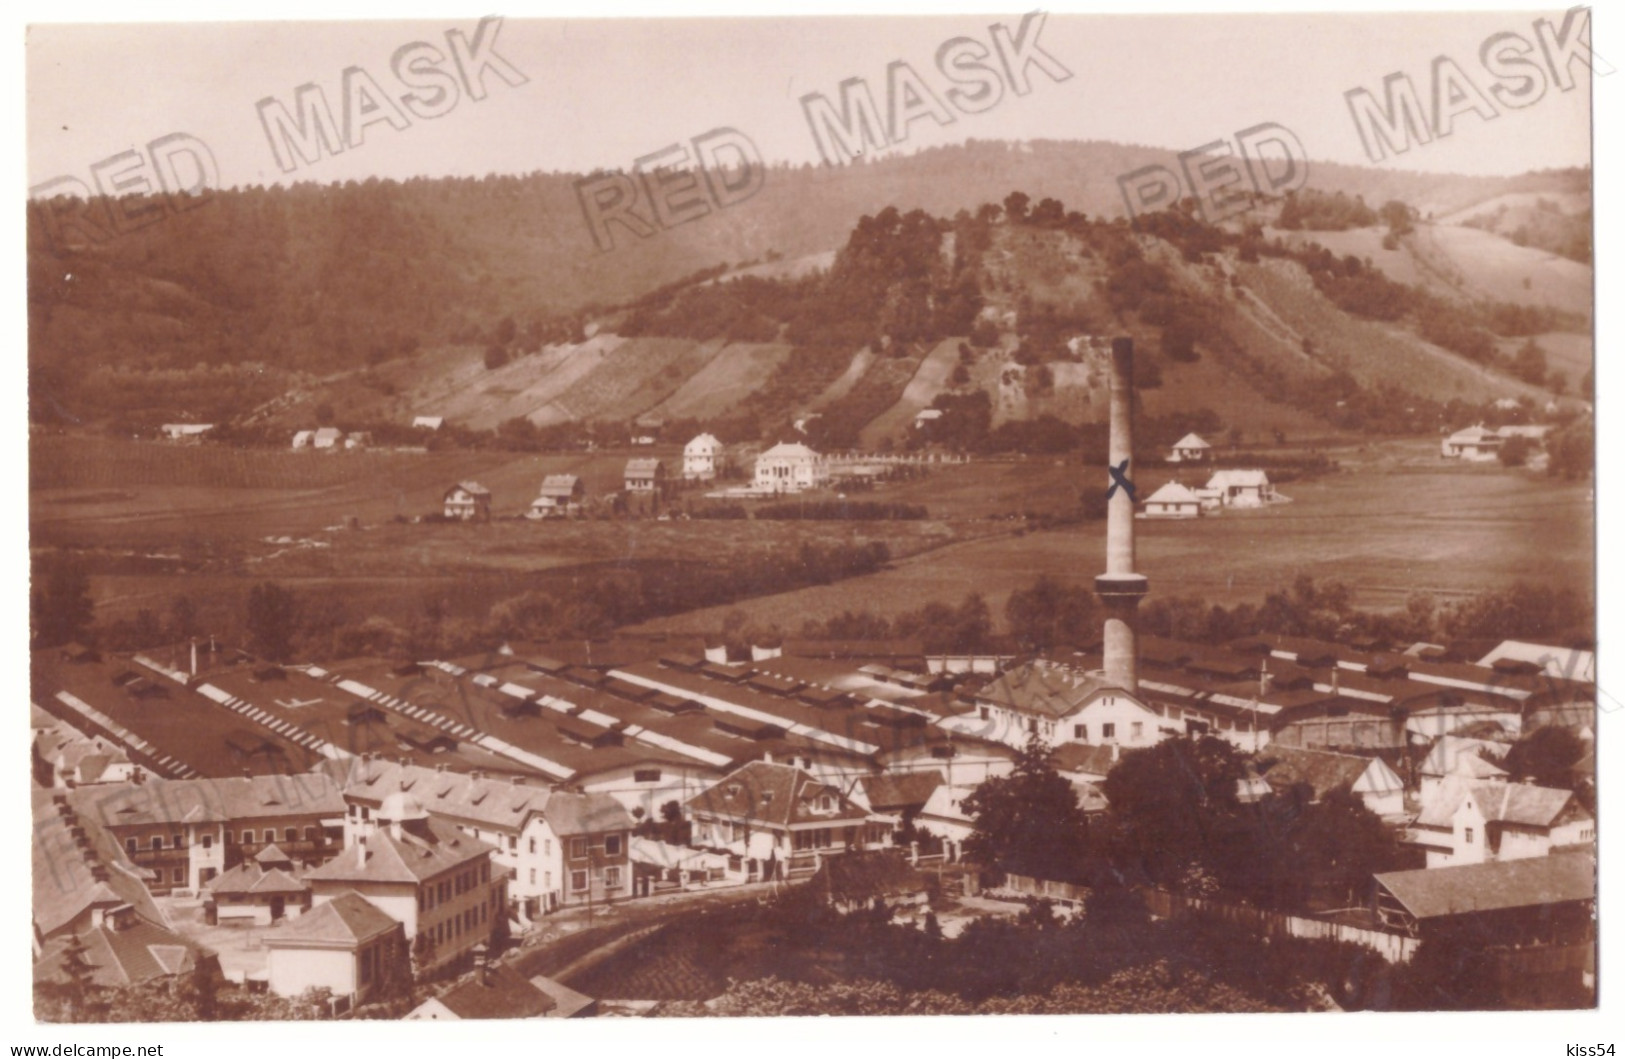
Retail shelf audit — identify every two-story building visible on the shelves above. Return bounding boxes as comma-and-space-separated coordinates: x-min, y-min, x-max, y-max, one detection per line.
303, 791, 508, 971
683, 433, 726, 480
1412, 780, 1593, 869
954, 662, 1167, 752
623, 459, 666, 495
69, 774, 346, 895
527, 475, 585, 519
685, 761, 885, 881
336, 759, 631, 918
753, 442, 828, 494
444, 482, 493, 521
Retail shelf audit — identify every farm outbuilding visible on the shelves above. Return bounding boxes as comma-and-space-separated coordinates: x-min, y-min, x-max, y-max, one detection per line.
624, 458, 666, 494
1203, 469, 1277, 508
528, 474, 585, 519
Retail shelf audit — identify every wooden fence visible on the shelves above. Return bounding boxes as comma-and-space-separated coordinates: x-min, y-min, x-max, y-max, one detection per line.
1142, 888, 1418, 964
998, 873, 1090, 906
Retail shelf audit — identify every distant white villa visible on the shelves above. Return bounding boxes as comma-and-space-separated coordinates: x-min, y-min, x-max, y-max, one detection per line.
754, 442, 828, 494
1167, 433, 1211, 463
1140, 481, 1202, 518
1200, 469, 1277, 508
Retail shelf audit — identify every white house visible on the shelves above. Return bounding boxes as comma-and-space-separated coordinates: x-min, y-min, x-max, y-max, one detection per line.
1413, 780, 1593, 868
1166, 433, 1211, 462
754, 442, 829, 494
685, 761, 887, 881
291, 430, 315, 450
1440, 425, 1504, 461
444, 482, 492, 521
624, 458, 666, 494
1254, 745, 1406, 817
1477, 640, 1595, 684
955, 661, 1166, 752
683, 434, 726, 480
1140, 481, 1202, 519
312, 427, 344, 450
160, 423, 214, 441
413, 416, 445, 431
527, 475, 585, 519
1203, 469, 1276, 507
262, 891, 406, 1006
1418, 735, 1509, 802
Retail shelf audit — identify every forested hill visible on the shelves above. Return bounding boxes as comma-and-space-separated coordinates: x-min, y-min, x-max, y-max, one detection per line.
28, 138, 1585, 391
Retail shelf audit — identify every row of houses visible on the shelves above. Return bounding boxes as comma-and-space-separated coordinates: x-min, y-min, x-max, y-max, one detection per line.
1140, 469, 1281, 518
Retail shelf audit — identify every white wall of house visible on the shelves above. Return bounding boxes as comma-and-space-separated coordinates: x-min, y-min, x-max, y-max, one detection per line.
267, 946, 356, 1000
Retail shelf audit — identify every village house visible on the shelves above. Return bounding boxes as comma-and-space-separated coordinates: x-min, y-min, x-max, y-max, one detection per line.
34, 728, 138, 788
69, 773, 346, 895
527, 474, 585, 519
1140, 481, 1203, 519
1201, 468, 1277, 508
957, 661, 1166, 752
1253, 745, 1406, 817
303, 791, 509, 972
624, 458, 666, 495
408, 954, 596, 1019
1166, 432, 1211, 462
262, 891, 408, 1007
686, 761, 886, 882
683, 433, 726, 480
333, 758, 631, 918
443, 482, 492, 521
754, 441, 829, 493
1411, 779, 1592, 869
916, 782, 978, 861
34, 902, 214, 995
159, 423, 214, 442
812, 848, 929, 914
413, 416, 444, 431
203, 844, 312, 925
1418, 735, 1509, 801
1440, 424, 1506, 460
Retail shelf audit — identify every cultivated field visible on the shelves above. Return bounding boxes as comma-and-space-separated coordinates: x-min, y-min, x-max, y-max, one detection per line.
632, 438, 1593, 634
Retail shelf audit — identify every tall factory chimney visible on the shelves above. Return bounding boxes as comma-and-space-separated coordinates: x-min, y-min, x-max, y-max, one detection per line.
1096, 336, 1149, 693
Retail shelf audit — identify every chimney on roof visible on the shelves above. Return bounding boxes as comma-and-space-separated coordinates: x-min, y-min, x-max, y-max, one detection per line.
1095, 337, 1149, 695
474, 942, 490, 986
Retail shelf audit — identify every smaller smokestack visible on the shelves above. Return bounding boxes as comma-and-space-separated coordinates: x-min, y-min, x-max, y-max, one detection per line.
190, 640, 198, 677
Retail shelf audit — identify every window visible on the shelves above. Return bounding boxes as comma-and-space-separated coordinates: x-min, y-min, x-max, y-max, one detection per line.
634, 769, 661, 783
571, 870, 588, 892
545, 872, 552, 889
1131, 722, 1143, 739
172, 834, 183, 849
359, 807, 369, 821
172, 868, 184, 884
528, 837, 536, 855
1464, 827, 1475, 844
1027, 718, 1037, 735
604, 835, 622, 856
482, 862, 489, 883
201, 835, 212, 850
545, 839, 552, 857
1074, 724, 1086, 739
978, 706, 989, 720
126, 838, 138, 855
225, 831, 234, 845
285, 828, 297, 844
604, 866, 622, 889
1102, 723, 1116, 740
152, 836, 164, 851
570, 838, 587, 859
304, 827, 316, 842
529, 869, 536, 885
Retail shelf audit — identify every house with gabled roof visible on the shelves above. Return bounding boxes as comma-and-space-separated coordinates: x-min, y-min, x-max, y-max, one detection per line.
444, 482, 492, 521
685, 761, 885, 881
1253, 745, 1405, 817
303, 791, 508, 971
1411, 777, 1592, 869
1440, 424, 1505, 461
33, 904, 214, 995
754, 442, 828, 493
683, 433, 726, 480
204, 844, 311, 925
812, 848, 928, 914
1418, 734, 1509, 801
959, 661, 1164, 752
1202, 468, 1277, 508
624, 458, 666, 493
1166, 432, 1211, 462
527, 474, 585, 519
262, 890, 407, 1006
1140, 481, 1202, 518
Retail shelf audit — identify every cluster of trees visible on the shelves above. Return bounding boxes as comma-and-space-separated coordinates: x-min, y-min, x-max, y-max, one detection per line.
799, 574, 1094, 654
754, 500, 927, 520
1276, 189, 1380, 231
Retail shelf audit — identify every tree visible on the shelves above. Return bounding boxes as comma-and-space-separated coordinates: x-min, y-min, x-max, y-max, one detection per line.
1005, 575, 1097, 652
1498, 434, 1532, 467
32, 553, 95, 648
1512, 339, 1547, 384
169, 595, 200, 641
484, 344, 510, 370
1502, 725, 1585, 788
1100, 736, 1249, 888
962, 734, 1092, 882
1002, 191, 1031, 224
246, 582, 298, 663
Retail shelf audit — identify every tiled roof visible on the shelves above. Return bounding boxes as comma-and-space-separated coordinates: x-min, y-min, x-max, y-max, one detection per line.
1467, 782, 1579, 828
624, 458, 663, 477
340, 759, 553, 834
32, 788, 166, 940
34, 917, 207, 989
206, 862, 309, 897
1171, 433, 1210, 450
543, 791, 634, 837
1206, 469, 1270, 489
1142, 481, 1201, 505
975, 662, 1124, 720
855, 770, 944, 812
687, 761, 869, 828
1255, 746, 1371, 800
265, 891, 400, 947
1377, 851, 1595, 920
431, 965, 557, 1019
71, 774, 345, 829
304, 817, 495, 886
1048, 742, 1121, 778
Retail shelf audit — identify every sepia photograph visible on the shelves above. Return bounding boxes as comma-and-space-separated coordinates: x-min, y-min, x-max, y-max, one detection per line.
17, 2, 1613, 1047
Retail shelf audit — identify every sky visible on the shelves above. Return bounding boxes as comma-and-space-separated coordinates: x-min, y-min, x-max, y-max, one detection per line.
23, 8, 1599, 191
